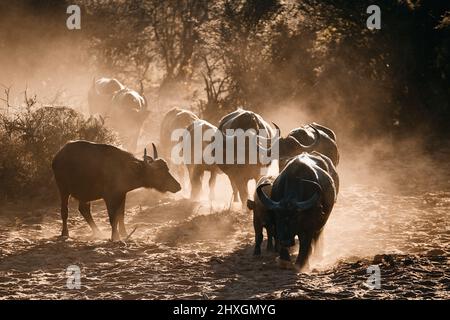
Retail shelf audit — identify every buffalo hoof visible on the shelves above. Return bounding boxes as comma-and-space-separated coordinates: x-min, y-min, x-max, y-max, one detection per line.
253, 247, 262, 256
60, 229, 69, 239
294, 262, 310, 273
110, 232, 121, 242
279, 247, 291, 261
90, 231, 103, 240
277, 258, 294, 270
58, 234, 69, 241
119, 231, 128, 239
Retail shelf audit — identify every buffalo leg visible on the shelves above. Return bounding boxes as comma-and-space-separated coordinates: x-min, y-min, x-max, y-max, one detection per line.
171, 162, 184, 189
59, 192, 70, 237
279, 246, 291, 262
313, 229, 325, 260
188, 165, 203, 200
236, 178, 249, 210
253, 216, 263, 256
296, 233, 313, 271
78, 201, 101, 236
208, 169, 217, 201
105, 195, 125, 241
266, 225, 275, 251
274, 238, 280, 253
117, 197, 127, 238
178, 165, 187, 190
229, 178, 239, 203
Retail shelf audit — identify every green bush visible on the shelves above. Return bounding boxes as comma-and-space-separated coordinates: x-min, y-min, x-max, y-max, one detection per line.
0, 104, 117, 202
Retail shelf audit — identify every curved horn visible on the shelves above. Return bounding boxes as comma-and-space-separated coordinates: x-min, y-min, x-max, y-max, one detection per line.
143, 147, 153, 162
93, 77, 102, 95
139, 80, 144, 96
152, 143, 158, 159
142, 95, 148, 110
256, 138, 274, 158
295, 192, 320, 211
143, 148, 148, 162
255, 123, 282, 156
300, 179, 323, 193
294, 179, 322, 211
290, 125, 321, 151
311, 122, 336, 141
272, 122, 281, 135
256, 183, 281, 210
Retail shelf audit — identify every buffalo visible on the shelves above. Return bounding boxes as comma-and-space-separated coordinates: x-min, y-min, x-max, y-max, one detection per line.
216, 108, 275, 207
159, 108, 199, 158
88, 77, 124, 115
88, 77, 149, 152
218, 108, 274, 136
183, 115, 270, 202
247, 175, 277, 255
275, 122, 339, 170
184, 119, 221, 201
159, 108, 199, 185
52, 140, 181, 241
256, 152, 338, 271
108, 87, 149, 152
248, 151, 338, 257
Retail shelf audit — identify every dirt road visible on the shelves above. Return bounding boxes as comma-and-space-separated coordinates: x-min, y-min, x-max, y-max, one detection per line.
0, 153, 449, 299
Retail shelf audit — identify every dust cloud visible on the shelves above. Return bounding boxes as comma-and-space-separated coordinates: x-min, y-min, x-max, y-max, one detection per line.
0, 2, 448, 300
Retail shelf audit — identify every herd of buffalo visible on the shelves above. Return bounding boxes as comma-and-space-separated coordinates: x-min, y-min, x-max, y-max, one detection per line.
52, 77, 340, 270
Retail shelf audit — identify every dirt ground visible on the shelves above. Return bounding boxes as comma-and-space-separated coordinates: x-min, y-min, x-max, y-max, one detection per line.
0, 149, 449, 300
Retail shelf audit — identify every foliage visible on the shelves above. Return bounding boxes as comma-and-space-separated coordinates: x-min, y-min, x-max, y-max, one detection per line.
3, 0, 450, 139
0, 90, 117, 201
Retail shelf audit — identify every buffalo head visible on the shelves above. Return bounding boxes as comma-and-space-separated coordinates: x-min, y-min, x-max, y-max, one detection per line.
256, 177, 322, 247
142, 143, 181, 193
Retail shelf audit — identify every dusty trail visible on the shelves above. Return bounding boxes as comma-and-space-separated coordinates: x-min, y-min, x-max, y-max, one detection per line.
0, 154, 449, 299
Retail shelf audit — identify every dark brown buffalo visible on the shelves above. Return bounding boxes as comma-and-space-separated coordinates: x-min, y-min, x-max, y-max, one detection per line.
52, 140, 181, 241
218, 108, 274, 136
256, 152, 338, 271
247, 175, 277, 255
88, 77, 149, 152
275, 122, 339, 170
248, 151, 338, 257
216, 108, 275, 207
88, 77, 124, 115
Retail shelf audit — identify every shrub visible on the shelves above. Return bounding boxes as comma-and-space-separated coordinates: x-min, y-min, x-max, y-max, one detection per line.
0, 99, 117, 202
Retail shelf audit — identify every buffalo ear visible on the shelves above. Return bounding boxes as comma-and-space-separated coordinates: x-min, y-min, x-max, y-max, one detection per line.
246, 199, 255, 210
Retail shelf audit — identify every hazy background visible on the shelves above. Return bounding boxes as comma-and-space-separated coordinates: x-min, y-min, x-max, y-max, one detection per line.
0, 1, 449, 300
1, 0, 449, 131
0, 0, 449, 201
